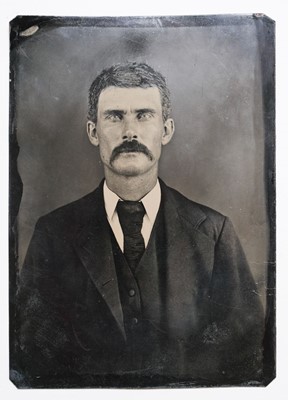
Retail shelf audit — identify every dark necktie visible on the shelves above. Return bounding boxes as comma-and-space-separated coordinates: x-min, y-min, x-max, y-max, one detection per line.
116, 200, 146, 270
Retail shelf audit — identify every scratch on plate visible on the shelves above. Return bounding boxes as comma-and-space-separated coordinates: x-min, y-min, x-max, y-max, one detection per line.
19, 25, 39, 37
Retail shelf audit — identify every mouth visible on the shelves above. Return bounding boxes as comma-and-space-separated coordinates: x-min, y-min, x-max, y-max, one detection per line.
118, 149, 144, 155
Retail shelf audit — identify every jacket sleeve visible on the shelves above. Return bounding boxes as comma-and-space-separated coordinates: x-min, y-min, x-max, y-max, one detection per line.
16, 218, 74, 386
207, 216, 265, 382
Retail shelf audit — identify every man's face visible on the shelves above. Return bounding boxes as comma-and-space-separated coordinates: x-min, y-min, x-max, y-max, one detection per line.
87, 86, 174, 177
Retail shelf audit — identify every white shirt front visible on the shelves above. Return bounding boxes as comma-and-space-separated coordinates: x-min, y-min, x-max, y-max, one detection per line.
103, 180, 161, 252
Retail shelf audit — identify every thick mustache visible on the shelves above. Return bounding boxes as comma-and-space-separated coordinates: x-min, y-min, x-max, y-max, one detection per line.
110, 141, 153, 163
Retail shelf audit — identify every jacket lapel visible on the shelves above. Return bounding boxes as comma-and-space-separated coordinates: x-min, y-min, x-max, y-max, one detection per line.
73, 185, 126, 340
160, 181, 215, 339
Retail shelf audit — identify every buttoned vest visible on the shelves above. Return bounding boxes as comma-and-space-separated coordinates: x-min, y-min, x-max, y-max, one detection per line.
109, 202, 170, 371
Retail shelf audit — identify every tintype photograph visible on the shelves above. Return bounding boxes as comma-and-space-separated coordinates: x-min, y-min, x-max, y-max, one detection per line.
9, 14, 275, 389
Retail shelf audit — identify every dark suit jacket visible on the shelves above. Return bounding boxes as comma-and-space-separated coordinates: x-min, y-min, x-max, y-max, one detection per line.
15, 180, 264, 388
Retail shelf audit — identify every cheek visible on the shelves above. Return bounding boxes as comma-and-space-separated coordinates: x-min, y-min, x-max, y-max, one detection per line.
98, 133, 115, 149
98, 139, 114, 161
150, 129, 165, 148
143, 122, 164, 140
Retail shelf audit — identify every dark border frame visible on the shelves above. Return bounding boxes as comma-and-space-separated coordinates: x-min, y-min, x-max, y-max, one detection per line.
9, 14, 275, 388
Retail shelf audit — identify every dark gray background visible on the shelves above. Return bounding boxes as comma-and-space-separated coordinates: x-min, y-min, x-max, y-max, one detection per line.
14, 18, 269, 305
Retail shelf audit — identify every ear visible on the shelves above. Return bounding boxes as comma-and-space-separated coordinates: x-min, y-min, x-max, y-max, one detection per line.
87, 121, 99, 147
162, 118, 175, 146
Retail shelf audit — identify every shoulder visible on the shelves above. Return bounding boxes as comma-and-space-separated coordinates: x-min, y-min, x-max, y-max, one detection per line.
161, 181, 228, 242
35, 185, 102, 235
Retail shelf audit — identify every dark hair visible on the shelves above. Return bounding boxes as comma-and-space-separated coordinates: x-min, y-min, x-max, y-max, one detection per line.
88, 62, 171, 123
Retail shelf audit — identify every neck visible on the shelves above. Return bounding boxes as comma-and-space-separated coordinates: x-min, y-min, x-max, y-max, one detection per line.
104, 167, 158, 201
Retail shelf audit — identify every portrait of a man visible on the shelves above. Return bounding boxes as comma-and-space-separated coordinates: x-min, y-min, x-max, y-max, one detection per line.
10, 15, 275, 389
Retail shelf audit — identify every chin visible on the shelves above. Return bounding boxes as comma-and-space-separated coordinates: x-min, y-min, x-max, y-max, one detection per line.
113, 166, 148, 177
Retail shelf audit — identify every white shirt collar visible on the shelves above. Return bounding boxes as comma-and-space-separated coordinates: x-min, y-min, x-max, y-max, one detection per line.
103, 181, 121, 221
103, 179, 161, 222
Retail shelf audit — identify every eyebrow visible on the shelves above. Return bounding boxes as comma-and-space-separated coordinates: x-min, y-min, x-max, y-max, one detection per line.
135, 108, 156, 115
103, 109, 125, 116
102, 108, 156, 116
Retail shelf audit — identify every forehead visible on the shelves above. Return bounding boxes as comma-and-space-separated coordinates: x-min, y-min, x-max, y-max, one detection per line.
98, 86, 162, 111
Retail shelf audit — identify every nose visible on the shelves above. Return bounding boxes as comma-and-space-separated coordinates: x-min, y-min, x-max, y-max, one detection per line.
122, 119, 138, 141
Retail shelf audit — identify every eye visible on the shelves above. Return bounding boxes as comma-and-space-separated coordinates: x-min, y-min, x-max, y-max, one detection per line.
104, 112, 123, 122
137, 111, 154, 121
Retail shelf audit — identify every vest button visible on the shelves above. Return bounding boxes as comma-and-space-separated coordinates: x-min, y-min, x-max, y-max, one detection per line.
132, 317, 138, 324
128, 289, 136, 297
